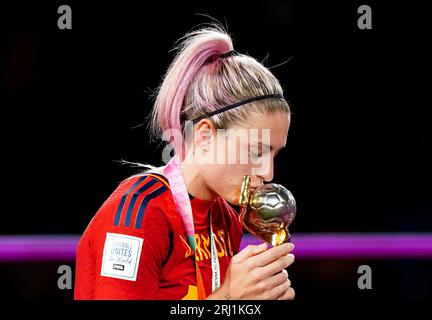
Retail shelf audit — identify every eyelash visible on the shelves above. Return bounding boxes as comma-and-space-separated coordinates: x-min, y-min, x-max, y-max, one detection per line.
249, 150, 281, 159
250, 151, 262, 158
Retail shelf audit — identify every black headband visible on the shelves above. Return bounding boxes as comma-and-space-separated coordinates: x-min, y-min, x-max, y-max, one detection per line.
192, 94, 285, 123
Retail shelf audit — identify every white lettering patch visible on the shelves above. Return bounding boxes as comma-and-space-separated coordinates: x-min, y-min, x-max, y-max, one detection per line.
101, 233, 143, 281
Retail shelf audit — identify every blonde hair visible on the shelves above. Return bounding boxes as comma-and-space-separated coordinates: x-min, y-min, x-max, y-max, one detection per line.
149, 24, 290, 158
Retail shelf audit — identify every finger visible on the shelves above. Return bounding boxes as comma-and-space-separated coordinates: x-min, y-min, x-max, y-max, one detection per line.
267, 278, 292, 300
249, 243, 294, 268
233, 243, 268, 263
261, 271, 290, 291
256, 253, 295, 279
277, 286, 295, 300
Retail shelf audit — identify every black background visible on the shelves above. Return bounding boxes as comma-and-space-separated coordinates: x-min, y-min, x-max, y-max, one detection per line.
1, 0, 431, 302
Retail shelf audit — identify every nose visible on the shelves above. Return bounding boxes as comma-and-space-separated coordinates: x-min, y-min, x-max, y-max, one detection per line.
255, 158, 275, 183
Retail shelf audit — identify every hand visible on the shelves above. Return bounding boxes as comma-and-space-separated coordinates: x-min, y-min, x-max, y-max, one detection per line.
208, 242, 295, 300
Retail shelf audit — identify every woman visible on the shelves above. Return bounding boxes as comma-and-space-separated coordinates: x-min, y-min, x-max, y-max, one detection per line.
75, 25, 295, 300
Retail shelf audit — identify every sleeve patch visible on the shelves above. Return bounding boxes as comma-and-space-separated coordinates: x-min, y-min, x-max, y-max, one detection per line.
100, 233, 143, 281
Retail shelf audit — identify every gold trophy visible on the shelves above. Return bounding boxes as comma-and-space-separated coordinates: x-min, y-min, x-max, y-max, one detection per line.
239, 175, 296, 246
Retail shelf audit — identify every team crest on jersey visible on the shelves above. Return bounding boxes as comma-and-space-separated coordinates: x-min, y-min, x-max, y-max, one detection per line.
100, 233, 143, 281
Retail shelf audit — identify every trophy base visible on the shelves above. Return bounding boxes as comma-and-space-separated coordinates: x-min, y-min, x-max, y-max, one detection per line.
262, 229, 289, 246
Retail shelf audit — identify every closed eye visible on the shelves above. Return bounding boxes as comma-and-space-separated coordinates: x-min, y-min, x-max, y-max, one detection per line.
249, 150, 262, 158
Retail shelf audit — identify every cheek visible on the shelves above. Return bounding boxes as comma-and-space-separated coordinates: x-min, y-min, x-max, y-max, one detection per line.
207, 165, 235, 186
222, 166, 250, 201
205, 165, 239, 193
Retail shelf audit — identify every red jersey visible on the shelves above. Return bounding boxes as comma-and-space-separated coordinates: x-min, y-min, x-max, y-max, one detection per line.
74, 172, 243, 300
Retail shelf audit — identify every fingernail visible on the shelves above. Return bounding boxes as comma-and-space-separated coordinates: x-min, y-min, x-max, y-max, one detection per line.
288, 253, 295, 261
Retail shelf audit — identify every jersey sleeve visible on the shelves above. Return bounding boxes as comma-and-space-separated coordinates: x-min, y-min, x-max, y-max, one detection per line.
75, 174, 172, 300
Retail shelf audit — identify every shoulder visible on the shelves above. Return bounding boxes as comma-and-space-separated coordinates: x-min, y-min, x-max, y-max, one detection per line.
84, 173, 174, 235
78, 172, 176, 255
111, 172, 172, 229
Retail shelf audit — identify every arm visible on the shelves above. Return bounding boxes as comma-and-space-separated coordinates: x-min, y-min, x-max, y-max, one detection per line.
93, 199, 171, 299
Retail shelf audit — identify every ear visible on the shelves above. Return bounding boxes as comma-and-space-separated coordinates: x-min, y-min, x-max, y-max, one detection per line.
194, 119, 217, 151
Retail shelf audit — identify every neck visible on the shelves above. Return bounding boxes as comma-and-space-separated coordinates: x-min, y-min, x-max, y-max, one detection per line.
180, 160, 217, 201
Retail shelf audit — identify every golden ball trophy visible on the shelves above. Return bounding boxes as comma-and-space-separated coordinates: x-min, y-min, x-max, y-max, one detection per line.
239, 175, 297, 246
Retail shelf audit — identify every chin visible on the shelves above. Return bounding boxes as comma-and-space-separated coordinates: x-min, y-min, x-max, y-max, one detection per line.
225, 194, 240, 207
216, 189, 241, 206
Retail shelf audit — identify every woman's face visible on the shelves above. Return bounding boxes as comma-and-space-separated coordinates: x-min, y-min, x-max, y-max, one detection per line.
197, 110, 290, 205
